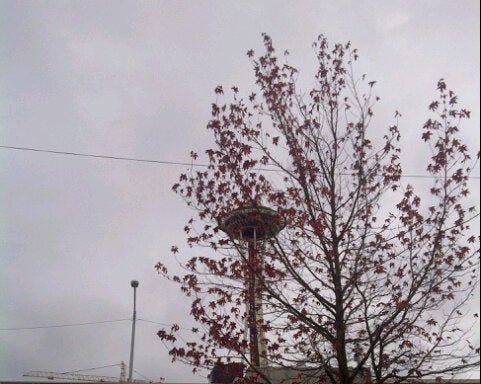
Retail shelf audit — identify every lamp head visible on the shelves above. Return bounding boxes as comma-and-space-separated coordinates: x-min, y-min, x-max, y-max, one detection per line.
130, 280, 139, 288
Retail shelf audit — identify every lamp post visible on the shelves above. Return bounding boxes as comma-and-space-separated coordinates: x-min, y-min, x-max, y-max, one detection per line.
128, 280, 139, 383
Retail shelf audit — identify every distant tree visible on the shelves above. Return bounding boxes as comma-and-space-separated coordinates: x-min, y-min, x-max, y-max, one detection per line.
156, 34, 480, 384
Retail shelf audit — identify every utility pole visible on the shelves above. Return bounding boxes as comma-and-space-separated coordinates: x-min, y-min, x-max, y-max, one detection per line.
128, 280, 139, 383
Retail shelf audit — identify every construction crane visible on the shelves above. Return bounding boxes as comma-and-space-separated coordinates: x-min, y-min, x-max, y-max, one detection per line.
24, 362, 129, 383
23, 371, 120, 382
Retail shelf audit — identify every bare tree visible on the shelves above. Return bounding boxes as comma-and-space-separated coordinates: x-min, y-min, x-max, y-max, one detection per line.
156, 34, 480, 384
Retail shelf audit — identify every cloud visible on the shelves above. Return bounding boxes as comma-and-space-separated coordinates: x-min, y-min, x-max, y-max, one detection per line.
1, 0, 479, 381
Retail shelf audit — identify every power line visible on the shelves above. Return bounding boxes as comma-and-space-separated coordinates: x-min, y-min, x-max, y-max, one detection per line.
0, 318, 131, 331
0, 317, 188, 332
0, 144, 479, 180
138, 318, 171, 327
133, 369, 153, 382
0, 145, 206, 168
138, 318, 195, 333
138, 318, 191, 332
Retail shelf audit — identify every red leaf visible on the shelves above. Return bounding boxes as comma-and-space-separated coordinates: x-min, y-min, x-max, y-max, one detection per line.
422, 131, 432, 141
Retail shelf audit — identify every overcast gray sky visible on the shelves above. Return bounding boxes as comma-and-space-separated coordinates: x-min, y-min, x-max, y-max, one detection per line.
1, 1, 480, 382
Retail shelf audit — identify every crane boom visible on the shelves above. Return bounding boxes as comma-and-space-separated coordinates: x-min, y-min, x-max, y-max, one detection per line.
24, 371, 119, 382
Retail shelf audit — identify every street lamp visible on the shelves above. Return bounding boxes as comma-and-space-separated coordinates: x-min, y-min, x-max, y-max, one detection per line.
128, 280, 139, 383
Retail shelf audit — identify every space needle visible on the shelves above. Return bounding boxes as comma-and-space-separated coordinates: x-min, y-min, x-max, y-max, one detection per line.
219, 205, 285, 367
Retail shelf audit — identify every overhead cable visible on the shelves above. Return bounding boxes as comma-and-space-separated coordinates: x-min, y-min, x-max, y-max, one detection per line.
0, 318, 131, 331
0, 144, 479, 180
138, 318, 192, 332
0, 145, 204, 168
133, 369, 154, 382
